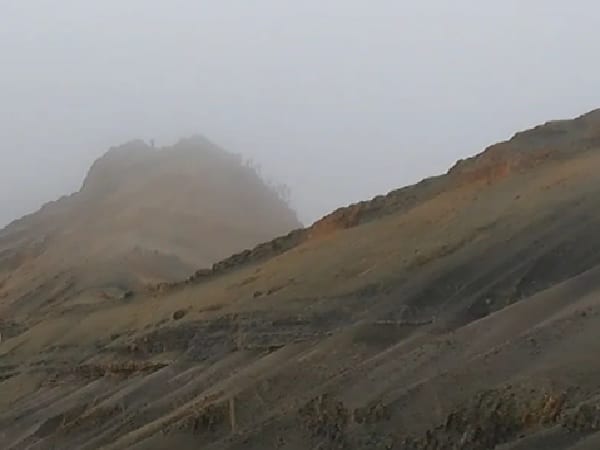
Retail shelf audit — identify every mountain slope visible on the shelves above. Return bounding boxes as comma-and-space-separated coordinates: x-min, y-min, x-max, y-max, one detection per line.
3, 110, 600, 449
0, 137, 300, 319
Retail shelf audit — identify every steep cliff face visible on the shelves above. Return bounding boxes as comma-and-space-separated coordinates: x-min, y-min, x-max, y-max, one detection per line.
0, 137, 300, 316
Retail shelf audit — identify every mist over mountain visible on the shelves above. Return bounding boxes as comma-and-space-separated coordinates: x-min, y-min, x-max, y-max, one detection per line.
0, 137, 300, 317
2, 2, 600, 228
3, 110, 600, 449
3, 3, 600, 449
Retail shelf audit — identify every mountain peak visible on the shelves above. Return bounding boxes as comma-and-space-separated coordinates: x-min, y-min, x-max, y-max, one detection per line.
80, 139, 153, 193
0, 136, 300, 314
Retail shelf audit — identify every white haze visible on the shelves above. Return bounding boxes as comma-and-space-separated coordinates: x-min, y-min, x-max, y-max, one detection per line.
1, 0, 600, 227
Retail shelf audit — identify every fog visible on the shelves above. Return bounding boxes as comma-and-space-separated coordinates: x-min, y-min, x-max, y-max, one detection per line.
1, 1, 599, 227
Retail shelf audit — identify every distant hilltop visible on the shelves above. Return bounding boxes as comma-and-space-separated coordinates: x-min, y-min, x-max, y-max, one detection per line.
0, 136, 300, 314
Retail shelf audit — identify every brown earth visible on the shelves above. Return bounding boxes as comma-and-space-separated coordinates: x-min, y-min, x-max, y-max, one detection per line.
3, 110, 600, 449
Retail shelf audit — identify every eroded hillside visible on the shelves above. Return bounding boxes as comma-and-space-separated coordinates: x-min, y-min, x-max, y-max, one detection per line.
3, 110, 600, 449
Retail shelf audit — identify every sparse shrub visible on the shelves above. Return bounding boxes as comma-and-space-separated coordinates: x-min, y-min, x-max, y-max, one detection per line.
172, 310, 186, 321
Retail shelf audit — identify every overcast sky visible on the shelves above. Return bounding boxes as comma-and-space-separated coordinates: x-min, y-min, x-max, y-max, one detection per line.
1, 1, 599, 227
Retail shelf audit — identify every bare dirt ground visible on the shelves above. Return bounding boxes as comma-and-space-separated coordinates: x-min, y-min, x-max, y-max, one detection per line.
2, 111, 600, 449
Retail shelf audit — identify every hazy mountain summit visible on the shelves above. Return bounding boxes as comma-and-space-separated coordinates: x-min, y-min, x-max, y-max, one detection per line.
0, 137, 300, 317
4, 110, 600, 449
